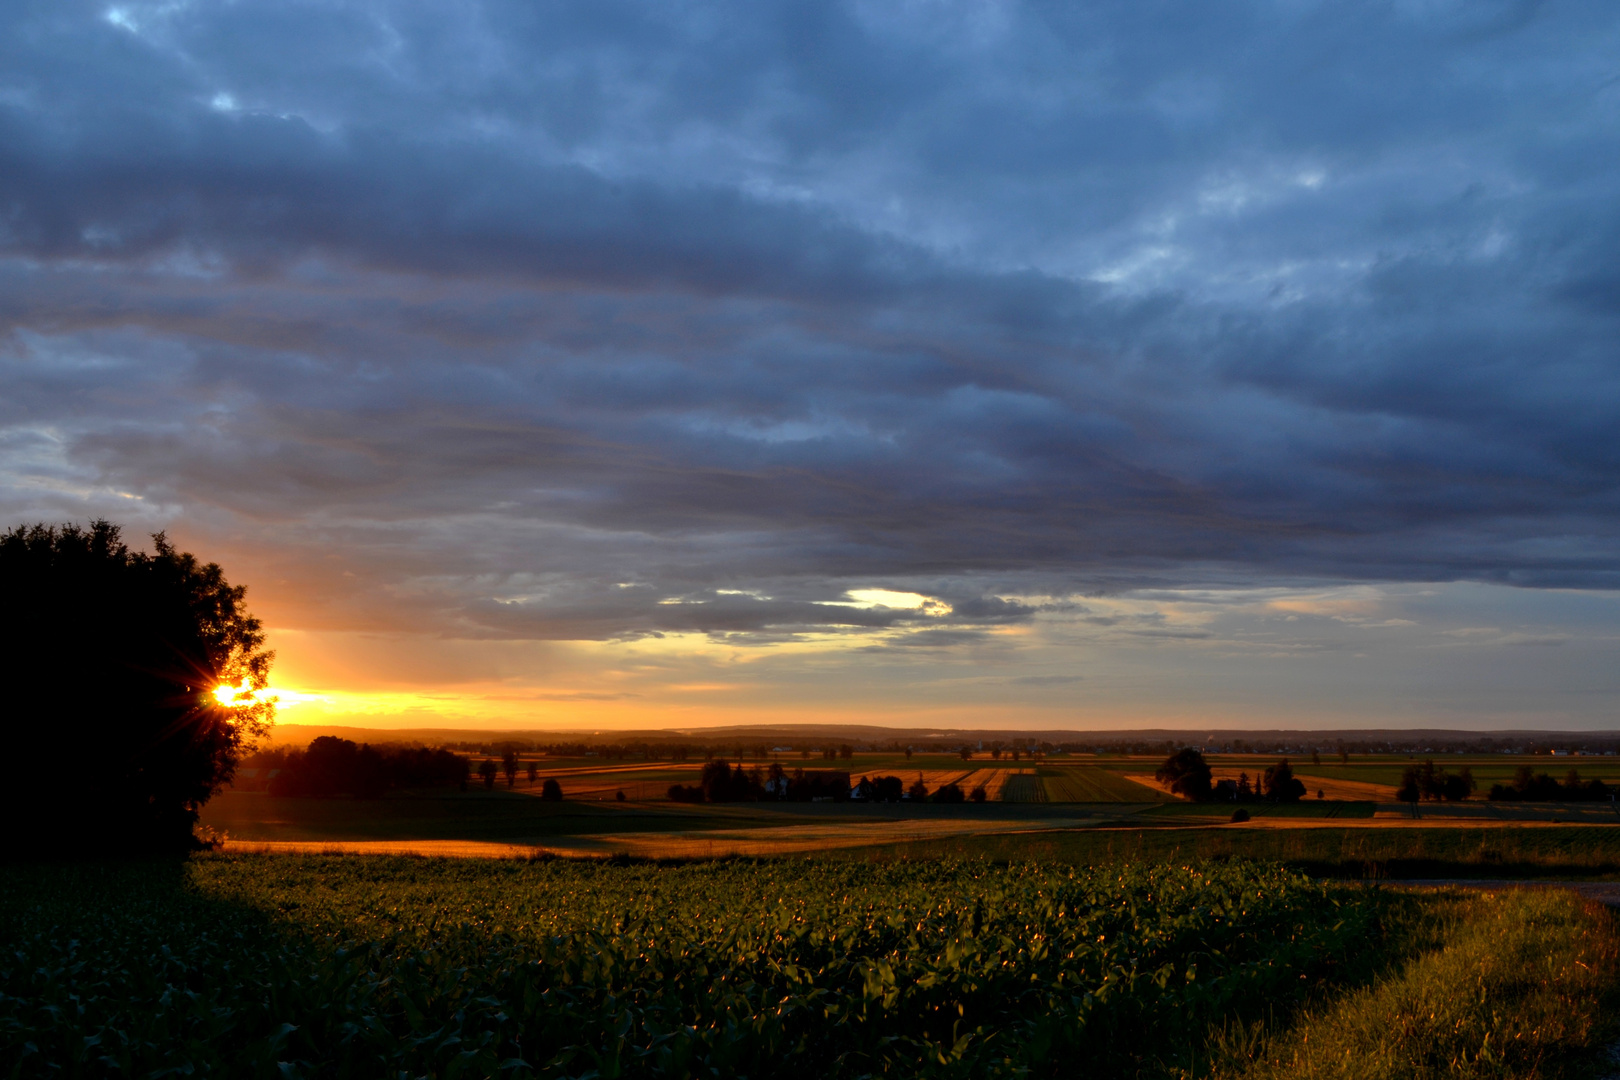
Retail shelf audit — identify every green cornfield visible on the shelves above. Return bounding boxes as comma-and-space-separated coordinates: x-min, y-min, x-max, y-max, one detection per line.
3, 855, 1384, 1078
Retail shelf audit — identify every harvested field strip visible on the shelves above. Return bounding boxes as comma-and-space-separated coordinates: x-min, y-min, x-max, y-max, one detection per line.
1040, 766, 1163, 802
1119, 771, 1388, 803
1002, 773, 1047, 802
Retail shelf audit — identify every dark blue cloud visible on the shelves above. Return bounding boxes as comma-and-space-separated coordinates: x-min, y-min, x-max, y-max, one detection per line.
3, 0, 1619, 640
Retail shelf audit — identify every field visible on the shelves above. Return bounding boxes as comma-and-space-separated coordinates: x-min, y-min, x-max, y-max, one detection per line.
851, 824, 1620, 879
4, 855, 1616, 1079
198, 748, 1620, 875
417, 751, 1620, 807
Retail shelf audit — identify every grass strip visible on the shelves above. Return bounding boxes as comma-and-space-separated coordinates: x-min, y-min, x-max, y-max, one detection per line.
1210, 886, 1620, 1079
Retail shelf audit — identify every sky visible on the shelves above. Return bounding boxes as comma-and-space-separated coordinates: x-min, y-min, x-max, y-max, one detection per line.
4, 0, 1620, 732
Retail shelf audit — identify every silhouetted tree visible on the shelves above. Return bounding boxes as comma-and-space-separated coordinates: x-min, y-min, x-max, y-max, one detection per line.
969, 785, 988, 803
501, 748, 519, 787
1263, 759, 1306, 803
932, 782, 965, 804
479, 759, 498, 790
1, 520, 274, 855
1155, 748, 1213, 802
1397, 766, 1422, 803
908, 777, 929, 800
540, 778, 563, 801
527, 762, 539, 785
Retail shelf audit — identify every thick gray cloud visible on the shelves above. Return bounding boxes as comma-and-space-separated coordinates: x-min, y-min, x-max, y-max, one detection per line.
4, 0, 1620, 644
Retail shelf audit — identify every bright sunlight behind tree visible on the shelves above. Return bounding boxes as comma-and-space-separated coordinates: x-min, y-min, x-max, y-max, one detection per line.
0, 520, 274, 855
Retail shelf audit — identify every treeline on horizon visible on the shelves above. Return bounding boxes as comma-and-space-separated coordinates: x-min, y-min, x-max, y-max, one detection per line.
366, 733, 1620, 759
665, 760, 988, 804
1487, 766, 1614, 802
239, 737, 468, 798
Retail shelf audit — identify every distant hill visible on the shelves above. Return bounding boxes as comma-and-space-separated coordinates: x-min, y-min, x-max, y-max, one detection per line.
263, 722, 1620, 750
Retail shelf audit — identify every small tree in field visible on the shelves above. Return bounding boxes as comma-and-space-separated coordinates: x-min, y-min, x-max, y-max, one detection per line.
527, 762, 539, 785
1155, 748, 1213, 802
479, 759, 498, 789
1263, 759, 1306, 803
502, 748, 519, 787
540, 778, 563, 801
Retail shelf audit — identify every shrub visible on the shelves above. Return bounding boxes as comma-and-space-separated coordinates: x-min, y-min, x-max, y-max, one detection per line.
540, 778, 563, 802
931, 782, 965, 804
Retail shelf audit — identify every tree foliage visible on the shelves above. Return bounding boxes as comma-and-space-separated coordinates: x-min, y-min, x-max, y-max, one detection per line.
249, 738, 467, 798
1155, 748, 1213, 801
0, 520, 274, 854
1399, 759, 1478, 802
1262, 758, 1307, 803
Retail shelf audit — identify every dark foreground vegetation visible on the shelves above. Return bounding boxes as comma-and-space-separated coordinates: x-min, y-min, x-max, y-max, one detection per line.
0, 521, 272, 856
3, 856, 1614, 1080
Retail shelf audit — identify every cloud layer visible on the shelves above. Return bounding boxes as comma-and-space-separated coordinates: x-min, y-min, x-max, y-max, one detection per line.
4, 0, 1620, 665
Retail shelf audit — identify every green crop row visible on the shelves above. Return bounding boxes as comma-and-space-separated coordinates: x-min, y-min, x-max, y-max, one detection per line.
3, 856, 1379, 1079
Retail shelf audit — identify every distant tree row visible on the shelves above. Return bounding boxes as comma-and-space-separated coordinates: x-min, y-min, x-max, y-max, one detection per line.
854, 775, 987, 803
1488, 767, 1612, 802
668, 761, 852, 803
1395, 760, 1476, 803
1154, 749, 1306, 803
246, 737, 469, 798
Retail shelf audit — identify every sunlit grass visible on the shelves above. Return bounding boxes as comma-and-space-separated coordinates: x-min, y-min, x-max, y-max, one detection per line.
1209, 887, 1620, 1080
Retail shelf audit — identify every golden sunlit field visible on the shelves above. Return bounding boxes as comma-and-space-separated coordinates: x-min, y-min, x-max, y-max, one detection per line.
201, 750, 1620, 870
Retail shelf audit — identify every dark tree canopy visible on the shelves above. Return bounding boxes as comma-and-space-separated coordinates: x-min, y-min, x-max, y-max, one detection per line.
0, 520, 274, 855
1262, 759, 1307, 803
1155, 748, 1213, 802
